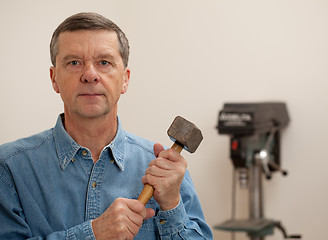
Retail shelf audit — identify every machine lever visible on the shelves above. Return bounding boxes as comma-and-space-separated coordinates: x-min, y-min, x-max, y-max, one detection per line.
256, 150, 272, 179
275, 222, 302, 239
263, 126, 278, 151
268, 159, 288, 176
257, 126, 288, 179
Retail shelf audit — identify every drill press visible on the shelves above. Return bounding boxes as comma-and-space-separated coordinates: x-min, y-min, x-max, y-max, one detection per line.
214, 102, 301, 240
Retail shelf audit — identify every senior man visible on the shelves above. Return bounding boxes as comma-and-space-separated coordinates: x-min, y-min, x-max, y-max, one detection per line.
0, 12, 213, 240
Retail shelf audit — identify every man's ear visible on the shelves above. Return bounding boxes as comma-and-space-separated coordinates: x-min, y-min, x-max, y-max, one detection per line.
121, 68, 130, 94
50, 66, 60, 93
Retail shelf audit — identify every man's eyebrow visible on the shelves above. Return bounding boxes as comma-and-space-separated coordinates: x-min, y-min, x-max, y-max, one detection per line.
96, 54, 115, 60
62, 55, 81, 62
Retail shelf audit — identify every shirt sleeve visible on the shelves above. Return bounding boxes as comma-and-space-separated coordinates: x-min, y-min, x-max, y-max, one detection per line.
154, 170, 213, 240
0, 164, 96, 240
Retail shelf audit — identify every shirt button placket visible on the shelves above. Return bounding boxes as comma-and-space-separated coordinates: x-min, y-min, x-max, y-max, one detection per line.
82, 150, 88, 156
85, 157, 105, 221
160, 219, 167, 225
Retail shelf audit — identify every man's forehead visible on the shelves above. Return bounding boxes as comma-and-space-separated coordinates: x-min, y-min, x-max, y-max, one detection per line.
57, 29, 119, 53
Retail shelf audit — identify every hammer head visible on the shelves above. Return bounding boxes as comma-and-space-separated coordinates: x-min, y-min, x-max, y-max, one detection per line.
167, 116, 203, 153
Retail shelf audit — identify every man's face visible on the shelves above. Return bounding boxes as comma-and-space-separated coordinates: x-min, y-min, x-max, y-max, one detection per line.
50, 30, 130, 119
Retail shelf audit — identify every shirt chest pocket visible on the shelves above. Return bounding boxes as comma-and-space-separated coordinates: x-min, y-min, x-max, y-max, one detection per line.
134, 200, 159, 239
139, 199, 158, 232
140, 217, 156, 231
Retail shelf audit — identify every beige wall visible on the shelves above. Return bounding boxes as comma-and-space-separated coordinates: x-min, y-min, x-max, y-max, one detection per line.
1, 0, 327, 239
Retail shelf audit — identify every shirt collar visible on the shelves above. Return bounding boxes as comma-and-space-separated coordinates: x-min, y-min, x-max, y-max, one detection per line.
106, 117, 126, 171
53, 114, 81, 170
53, 114, 126, 171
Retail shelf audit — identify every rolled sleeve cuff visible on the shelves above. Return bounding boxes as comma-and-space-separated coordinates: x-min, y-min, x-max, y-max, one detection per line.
155, 199, 188, 237
67, 220, 96, 240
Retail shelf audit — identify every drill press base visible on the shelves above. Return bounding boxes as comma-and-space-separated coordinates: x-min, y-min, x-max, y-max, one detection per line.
214, 218, 276, 238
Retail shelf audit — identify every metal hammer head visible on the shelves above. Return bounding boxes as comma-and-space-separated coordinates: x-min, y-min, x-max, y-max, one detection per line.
167, 116, 203, 153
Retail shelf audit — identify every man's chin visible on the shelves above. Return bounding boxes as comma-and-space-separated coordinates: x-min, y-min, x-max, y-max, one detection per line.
76, 108, 111, 119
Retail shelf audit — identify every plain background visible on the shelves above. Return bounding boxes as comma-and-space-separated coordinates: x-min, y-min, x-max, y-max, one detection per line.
1, 0, 327, 239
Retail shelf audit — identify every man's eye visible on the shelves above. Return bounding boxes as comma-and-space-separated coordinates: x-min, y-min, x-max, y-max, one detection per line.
100, 60, 110, 66
69, 60, 79, 66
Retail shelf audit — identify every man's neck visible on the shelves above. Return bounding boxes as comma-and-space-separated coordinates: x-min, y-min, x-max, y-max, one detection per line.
63, 112, 118, 163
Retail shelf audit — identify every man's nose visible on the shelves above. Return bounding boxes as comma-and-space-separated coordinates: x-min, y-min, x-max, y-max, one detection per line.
81, 63, 100, 83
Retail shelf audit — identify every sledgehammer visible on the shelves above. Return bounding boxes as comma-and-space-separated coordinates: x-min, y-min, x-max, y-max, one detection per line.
137, 116, 203, 205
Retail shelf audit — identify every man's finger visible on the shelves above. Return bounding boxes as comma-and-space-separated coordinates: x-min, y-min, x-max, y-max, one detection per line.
153, 143, 165, 157
145, 208, 155, 220
126, 199, 147, 218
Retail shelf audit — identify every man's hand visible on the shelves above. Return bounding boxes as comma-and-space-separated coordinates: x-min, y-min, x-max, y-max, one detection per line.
141, 143, 187, 211
92, 198, 155, 240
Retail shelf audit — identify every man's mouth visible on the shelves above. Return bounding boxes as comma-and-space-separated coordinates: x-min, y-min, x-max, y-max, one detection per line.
79, 93, 103, 97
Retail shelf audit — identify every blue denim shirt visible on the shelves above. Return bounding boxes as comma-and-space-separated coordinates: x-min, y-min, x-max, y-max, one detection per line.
0, 114, 213, 240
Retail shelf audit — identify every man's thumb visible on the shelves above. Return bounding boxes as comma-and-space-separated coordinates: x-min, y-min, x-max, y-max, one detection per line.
153, 143, 165, 157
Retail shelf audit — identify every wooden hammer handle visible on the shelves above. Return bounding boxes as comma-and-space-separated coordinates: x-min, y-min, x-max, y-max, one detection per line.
137, 184, 154, 205
171, 142, 183, 153
137, 142, 183, 205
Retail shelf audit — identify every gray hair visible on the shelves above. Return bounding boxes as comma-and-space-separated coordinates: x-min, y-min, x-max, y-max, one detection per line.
50, 12, 129, 67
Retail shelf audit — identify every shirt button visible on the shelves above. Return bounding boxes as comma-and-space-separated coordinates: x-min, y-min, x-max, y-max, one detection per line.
82, 150, 88, 156
72, 158, 76, 162
92, 182, 97, 188
160, 219, 167, 225
110, 159, 114, 164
